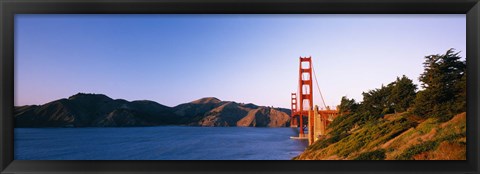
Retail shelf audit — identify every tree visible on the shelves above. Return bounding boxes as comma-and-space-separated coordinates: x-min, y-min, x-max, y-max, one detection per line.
413, 48, 466, 119
388, 75, 417, 113
338, 96, 358, 115
360, 84, 394, 117
453, 72, 466, 114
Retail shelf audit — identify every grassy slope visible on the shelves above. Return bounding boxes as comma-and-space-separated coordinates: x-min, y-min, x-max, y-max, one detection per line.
294, 112, 466, 160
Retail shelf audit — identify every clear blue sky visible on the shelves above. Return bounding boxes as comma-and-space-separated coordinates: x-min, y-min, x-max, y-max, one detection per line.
15, 14, 466, 108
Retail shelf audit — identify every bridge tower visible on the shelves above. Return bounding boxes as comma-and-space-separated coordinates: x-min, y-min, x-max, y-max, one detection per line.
298, 57, 313, 137
291, 93, 298, 127
290, 56, 339, 144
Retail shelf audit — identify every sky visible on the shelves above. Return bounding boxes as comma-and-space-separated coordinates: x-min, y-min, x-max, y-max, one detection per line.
14, 14, 466, 108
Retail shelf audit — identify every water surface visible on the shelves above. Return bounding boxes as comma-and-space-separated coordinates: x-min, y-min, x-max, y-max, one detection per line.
15, 126, 307, 160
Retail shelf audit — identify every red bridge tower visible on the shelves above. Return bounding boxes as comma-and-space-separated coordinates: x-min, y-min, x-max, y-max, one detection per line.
291, 57, 313, 137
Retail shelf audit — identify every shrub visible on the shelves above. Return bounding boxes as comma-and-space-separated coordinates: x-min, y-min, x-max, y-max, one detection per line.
354, 149, 386, 160
308, 133, 349, 150
396, 141, 438, 160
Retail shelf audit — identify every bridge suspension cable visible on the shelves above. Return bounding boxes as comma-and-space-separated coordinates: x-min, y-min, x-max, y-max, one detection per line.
311, 62, 328, 110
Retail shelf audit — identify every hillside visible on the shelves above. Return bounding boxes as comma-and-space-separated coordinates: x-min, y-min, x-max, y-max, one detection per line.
293, 112, 466, 160
293, 49, 466, 160
174, 97, 290, 127
14, 93, 291, 128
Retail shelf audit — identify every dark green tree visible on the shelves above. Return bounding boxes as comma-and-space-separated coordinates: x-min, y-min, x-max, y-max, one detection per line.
360, 84, 394, 117
453, 72, 466, 114
389, 75, 417, 113
338, 96, 358, 115
413, 48, 466, 119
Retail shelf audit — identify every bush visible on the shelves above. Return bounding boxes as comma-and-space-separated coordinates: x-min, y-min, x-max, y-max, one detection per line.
308, 133, 349, 150
354, 149, 386, 160
396, 141, 438, 160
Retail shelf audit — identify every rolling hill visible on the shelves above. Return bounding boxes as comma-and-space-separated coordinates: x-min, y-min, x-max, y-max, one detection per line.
14, 93, 291, 128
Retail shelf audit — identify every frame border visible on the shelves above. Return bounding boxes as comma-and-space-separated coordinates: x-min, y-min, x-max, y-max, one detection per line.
1, 0, 479, 173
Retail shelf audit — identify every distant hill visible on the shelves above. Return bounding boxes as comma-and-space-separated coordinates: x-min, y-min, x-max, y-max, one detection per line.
173, 97, 290, 127
14, 93, 291, 128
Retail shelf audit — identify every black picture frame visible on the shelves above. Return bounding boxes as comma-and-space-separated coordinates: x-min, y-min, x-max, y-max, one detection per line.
1, 0, 479, 173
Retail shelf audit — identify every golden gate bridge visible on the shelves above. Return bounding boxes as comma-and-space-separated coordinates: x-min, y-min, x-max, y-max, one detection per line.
290, 56, 339, 145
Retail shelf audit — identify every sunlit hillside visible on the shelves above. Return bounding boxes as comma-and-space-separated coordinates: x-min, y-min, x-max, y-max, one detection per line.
295, 49, 466, 160
294, 112, 466, 160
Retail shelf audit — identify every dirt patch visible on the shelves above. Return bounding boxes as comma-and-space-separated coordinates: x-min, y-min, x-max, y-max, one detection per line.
430, 141, 466, 160
440, 113, 466, 128
413, 152, 430, 160
383, 113, 400, 121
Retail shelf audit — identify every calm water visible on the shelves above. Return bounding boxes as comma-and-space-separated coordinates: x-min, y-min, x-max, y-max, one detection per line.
14, 126, 307, 160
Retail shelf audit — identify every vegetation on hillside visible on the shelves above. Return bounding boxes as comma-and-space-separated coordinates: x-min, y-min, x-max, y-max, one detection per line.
295, 49, 466, 160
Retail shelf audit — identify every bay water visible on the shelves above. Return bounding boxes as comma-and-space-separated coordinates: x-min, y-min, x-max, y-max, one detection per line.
14, 126, 307, 160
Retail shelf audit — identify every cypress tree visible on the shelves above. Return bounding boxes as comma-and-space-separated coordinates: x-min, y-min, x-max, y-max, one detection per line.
413, 48, 466, 120
389, 75, 417, 113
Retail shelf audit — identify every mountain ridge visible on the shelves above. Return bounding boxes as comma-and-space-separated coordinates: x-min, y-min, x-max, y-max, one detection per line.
15, 93, 291, 128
